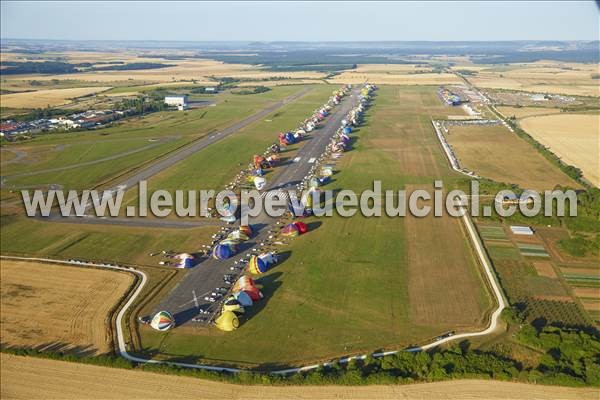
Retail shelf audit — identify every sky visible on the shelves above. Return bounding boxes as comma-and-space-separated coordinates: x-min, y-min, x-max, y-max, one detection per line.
1, 1, 599, 42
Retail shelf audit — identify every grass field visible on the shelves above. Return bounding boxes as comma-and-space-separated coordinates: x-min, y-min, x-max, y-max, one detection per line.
519, 114, 600, 186
0, 260, 132, 354
3, 355, 597, 400
0, 87, 112, 108
137, 85, 493, 366
445, 124, 580, 190
1, 85, 307, 194
0, 215, 218, 266
121, 85, 334, 210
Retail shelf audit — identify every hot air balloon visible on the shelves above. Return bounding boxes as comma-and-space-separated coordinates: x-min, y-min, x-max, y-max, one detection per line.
293, 221, 308, 234
234, 291, 253, 307
175, 253, 195, 268
281, 223, 300, 237
222, 296, 245, 314
239, 225, 253, 237
248, 252, 277, 275
233, 276, 263, 301
150, 311, 175, 331
212, 243, 235, 260
228, 230, 249, 242
343, 126, 352, 135
215, 310, 239, 331
254, 176, 267, 190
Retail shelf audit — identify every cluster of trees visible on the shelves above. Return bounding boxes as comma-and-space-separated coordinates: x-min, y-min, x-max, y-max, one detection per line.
234, 86, 271, 95
2, 320, 598, 387
1, 61, 77, 75
0, 61, 168, 75
115, 96, 167, 115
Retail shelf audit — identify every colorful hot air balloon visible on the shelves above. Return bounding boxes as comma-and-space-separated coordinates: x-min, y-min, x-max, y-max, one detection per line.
215, 310, 239, 332
150, 311, 174, 331
222, 296, 245, 314
175, 253, 195, 268
233, 275, 263, 301
248, 252, 277, 275
234, 291, 253, 307
293, 221, 308, 234
281, 223, 300, 237
254, 176, 267, 190
239, 225, 253, 237
212, 243, 235, 260
227, 230, 249, 242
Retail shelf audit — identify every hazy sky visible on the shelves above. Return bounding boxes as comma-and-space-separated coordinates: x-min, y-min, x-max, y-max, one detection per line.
1, 1, 599, 41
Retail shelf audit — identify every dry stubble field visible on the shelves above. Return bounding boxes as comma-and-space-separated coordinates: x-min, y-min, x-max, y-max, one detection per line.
0, 260, 133, 354
468, 61, 600, 96
445, 125, 580, 190
1, 86, 112, 108
2, 354, 598, 400
519, 114, 600, 187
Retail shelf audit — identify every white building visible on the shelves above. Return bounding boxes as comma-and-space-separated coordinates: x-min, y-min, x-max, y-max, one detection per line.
164, 95, 188, 110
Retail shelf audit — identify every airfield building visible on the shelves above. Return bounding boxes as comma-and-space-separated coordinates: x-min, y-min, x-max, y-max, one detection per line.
164, 95, 189, 110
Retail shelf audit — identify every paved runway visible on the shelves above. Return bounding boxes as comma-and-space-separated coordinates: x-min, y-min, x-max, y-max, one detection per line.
154, 88, 361, 326
39, 87, 312, 226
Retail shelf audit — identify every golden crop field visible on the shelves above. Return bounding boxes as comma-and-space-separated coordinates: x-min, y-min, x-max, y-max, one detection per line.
496, 106, 562, 119
1, 86, 112, 108
2, 354, 598, 400
0, 260, 133, 354
519, 114, 600, 187
446, 124, 581, 190
328, 71, 461, 85
468, 61, 600, 97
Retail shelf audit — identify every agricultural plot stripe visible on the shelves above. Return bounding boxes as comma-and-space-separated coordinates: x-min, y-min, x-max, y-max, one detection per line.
564, 274, 600, 282
516, 243, 546, 251
521, 251, 550, 258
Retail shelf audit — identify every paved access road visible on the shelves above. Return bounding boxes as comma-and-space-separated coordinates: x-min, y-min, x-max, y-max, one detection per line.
154, 88, 361, 325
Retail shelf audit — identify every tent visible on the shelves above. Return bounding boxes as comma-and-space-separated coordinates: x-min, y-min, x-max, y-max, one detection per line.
248, 252, 277, 274
215, 310, 239, 331
150, 311, 175, 331
212, 243, 236, 260
234, 291, 253, 307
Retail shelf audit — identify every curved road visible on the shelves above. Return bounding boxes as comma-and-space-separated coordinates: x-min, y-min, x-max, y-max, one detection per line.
1, 202, 505, 374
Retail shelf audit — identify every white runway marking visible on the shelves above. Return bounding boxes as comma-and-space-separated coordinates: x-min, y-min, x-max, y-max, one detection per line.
192, 290, 199, 308
293, 157, 301, 163
308, 157, 316, 163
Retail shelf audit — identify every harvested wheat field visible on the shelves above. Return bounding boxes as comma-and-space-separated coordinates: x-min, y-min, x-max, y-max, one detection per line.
405, 186, 491, 329
519, 114, 600, 187
469, 62, 600, 96
496, 106, 562, 119
0, 260, 133, 354
328, 71, 461, 85
446, 125, 580, 190
0, 87, 112, 108
2, 354, 598, 400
